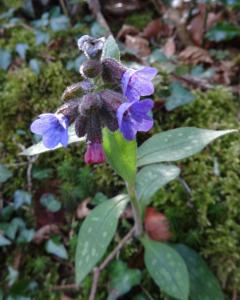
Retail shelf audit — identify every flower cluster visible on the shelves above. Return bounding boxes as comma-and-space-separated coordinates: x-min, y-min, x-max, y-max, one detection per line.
30, 35, 157, 164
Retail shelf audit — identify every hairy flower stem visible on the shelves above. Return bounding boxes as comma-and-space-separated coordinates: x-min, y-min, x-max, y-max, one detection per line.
127, 183, 143, 237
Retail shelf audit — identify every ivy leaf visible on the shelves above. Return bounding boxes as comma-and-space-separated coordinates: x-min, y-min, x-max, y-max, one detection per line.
29, 59, 41, 75
15, 43, 29, 60
75, 194, 129, 284
17, 228, 35, 244
50, 15, 70, 32
0, 164, 12, 183
165, 82, 195, 111
0, 235, 11, 247
206, 22, 240, 42
0, 49, 11, 70
40, 193, 61, 212
136, 164, 180, 207
101, 35, 120, 61
46, 239, 68, 259
21, 125, 85, 156
138, 127, 236, 167
107, 261, 141, 300
13, 190, 31, 210
142, 236, 189, 300
174, 244, 224, 300
103, 129, 137, 185
35, 30, 50, 45
5, 217, 26, 240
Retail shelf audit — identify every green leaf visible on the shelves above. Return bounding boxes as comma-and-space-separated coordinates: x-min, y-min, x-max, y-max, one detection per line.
5, 217, 26, 240
165, 82, 195, 111
17, 228, 35, 244
46, 240, 68, 259
142, 237, 189, 300
0, 235, 11, 246
75, 194, 129, 284
107, 261, 141, 300
206, 22, 240, 42
29, 59, 41, 75
40, 193, 61, 212
175, 244, 224, 300
138, 127, 237, 167
0, 49, 11, 70
0, 164, 12, 183
15, 43, 29, 60
101, 35, 120, 61
21, 125, 85, 156
103, 129, 137, 185
13, 190, 31, 210
136, 164, 180, 207
50, 15, 70, 32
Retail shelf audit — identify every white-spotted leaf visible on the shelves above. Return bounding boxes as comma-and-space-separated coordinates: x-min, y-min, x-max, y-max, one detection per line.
21, 125, 85, 156
175, 244, 224, 300
75, 194, 129, 284
138, 127, 236, 167
142, 236, 189, 300
136, 164, 180, 207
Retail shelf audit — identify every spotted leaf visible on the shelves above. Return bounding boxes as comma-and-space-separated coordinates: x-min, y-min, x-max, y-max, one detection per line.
138, 127, 236, 167
75, 194, 129, 284
142, 236, 189, 300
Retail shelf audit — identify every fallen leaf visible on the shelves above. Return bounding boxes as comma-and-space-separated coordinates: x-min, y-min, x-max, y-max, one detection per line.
144, 207, 172, 242
179, 46, 213, 65
163, 37, 176, 57
117, 24, 139, 41
125, 35, 151, 57
34, 224, 60, 244
141, 19, 163, 40
76, 198, 91, 219
188, 4, 206, 46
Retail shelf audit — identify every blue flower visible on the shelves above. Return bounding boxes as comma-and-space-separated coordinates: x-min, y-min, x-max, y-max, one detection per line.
117, 99, 153, 140
121, 67, 157, 101
30, 113, 69, 149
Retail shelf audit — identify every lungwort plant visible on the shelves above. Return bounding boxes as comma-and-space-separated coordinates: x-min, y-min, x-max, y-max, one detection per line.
23, 35, 237, 300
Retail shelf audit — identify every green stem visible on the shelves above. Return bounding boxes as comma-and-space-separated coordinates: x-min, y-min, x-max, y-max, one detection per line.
127, 183, 143, 237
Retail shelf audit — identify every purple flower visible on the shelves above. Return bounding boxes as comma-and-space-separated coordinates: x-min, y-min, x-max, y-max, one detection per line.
121, 67, 157, 101
30, 113, 69, 149
117, 99, 154, 140
84, 143, 106, 164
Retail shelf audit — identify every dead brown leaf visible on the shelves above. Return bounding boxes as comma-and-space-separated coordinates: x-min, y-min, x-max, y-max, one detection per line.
125, 35, 151, 57
34, 224, 60, 244
188, 4, 206, 46
179, 46, 213, 65
76, 198, 91, 219
163, 37, 176, 57
117, 24, 139, 41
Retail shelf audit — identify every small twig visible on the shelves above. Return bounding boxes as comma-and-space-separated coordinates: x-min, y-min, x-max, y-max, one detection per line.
52, 283, 79, 292
172, 74, 214, 91
232, 289, 238, 300
140, 285, 155, 300
59, 0, 69, 17
87, 0, 111, 33
88, 227, 135, 300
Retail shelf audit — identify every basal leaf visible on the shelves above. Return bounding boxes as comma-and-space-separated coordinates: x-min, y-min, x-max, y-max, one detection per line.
21, 125, 85, 156
142, 236, 189, 300
75, 194, 129, 284
138, 128, 236, 167
0, 235, 11, 247
136, 164, 180, 207
103, 129, 137, 185
101, 35, 120, 61
175, 244, 224, 300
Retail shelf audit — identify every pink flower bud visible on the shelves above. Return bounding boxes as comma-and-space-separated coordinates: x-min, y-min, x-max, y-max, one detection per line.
84, 143, 106, 164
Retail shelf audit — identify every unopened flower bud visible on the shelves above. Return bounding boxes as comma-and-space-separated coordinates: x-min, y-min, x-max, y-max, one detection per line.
61, 80, 93, 101
102, 58, 126, 85
56, 100, 80, 123
77, 35, 105, 59
79, 93, 102, 116
80, 60, 102, 78
84, 142, 106, 164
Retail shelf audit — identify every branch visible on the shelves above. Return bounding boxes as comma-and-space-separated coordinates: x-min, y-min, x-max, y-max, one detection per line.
87, 0, 111, 33
88, 227, 135, 300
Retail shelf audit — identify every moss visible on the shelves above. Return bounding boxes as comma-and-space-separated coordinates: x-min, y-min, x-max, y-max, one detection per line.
125, 11, 154, 30
152, 88, 240, 293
